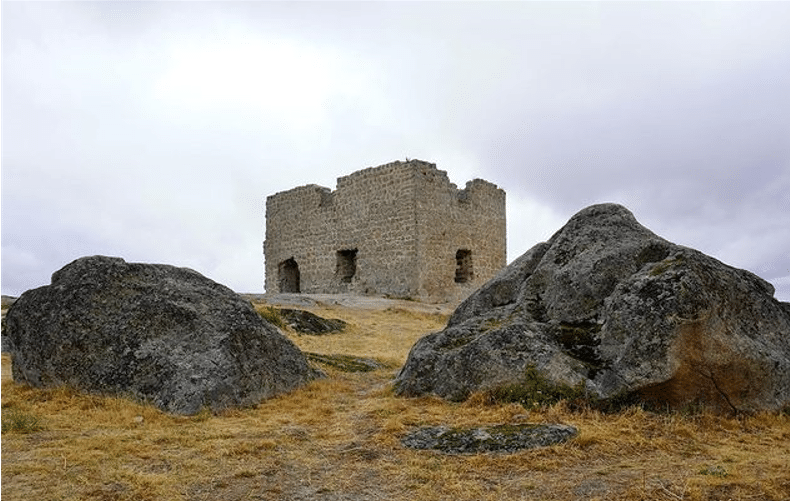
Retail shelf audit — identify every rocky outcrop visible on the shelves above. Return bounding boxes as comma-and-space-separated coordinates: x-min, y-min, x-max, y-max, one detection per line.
5, 256, 322, 415
395, 204, 790, 413
279, 309, 348, 334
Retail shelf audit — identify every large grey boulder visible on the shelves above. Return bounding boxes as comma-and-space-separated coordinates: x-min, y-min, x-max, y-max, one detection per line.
5, 256, 322, 415
395, 204, 790, 413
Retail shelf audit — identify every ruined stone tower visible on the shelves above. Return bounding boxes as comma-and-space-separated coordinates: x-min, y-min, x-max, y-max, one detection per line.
264, 159, 506, 303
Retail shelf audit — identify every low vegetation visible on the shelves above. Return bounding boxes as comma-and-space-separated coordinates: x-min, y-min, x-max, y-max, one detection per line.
254, 305, 286, 330
483, 365, 588, 409
3, 298, 789, 500
1, 408, 44, 434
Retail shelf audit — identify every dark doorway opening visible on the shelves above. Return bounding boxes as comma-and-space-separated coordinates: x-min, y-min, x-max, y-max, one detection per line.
278, 258, 300, 293
455, 249, 473, 283
336, 249, 358, 283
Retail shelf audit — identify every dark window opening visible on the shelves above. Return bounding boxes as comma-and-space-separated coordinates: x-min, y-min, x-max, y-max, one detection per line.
336, 249, 358, 283
278, 258, 300, 293
455, 249, 473, 284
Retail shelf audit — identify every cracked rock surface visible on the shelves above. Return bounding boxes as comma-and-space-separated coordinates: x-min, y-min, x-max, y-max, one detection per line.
395, 203, 790, 413
401, 423, 578, 454
5, 256, 322, 415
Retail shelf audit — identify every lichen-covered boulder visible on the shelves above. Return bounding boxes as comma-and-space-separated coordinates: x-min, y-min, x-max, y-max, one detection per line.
5, 256, 322, 415
395, 204, 790, 413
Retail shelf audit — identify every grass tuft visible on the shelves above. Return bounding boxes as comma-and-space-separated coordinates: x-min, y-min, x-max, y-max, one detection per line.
255, 305, 286, 329
699, 465, 729, 477
2, 408, 44, 434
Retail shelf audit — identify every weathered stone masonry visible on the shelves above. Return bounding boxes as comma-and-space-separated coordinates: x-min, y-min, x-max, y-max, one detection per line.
264, 160, 506, 302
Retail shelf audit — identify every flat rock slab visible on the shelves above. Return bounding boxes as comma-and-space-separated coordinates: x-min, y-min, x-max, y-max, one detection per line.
401, 423, 578, 454
279, 309, 348, 334
305, 352, 387, 372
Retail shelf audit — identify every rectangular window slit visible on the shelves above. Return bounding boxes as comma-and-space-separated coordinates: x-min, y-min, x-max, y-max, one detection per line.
455, 249, 473, 283
336, 249, 358, 283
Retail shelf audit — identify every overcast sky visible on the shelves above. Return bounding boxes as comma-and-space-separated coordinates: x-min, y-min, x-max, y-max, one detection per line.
2, 1, 789, 301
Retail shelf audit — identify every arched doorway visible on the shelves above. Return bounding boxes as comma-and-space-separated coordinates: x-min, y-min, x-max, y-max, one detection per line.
278, 258, 300, 293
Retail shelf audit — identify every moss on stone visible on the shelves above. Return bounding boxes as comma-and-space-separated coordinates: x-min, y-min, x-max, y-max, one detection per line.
649, 255, 685, 276
486, 365, 587, 409
401, 422, 578, 454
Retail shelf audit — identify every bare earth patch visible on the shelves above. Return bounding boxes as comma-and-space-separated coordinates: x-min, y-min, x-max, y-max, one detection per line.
3, 295, 789, 500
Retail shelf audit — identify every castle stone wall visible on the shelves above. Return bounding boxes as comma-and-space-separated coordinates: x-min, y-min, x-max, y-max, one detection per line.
264, 160, 506, 302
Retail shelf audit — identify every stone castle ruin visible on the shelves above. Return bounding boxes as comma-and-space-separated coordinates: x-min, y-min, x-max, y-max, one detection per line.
264, 159, 506, 302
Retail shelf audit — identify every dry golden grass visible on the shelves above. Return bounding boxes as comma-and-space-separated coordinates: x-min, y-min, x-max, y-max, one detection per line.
269, 301, 451, 367
3, 298, 790, 501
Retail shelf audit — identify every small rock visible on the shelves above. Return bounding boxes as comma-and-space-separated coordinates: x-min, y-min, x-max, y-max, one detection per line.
305, 353, 386, 372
